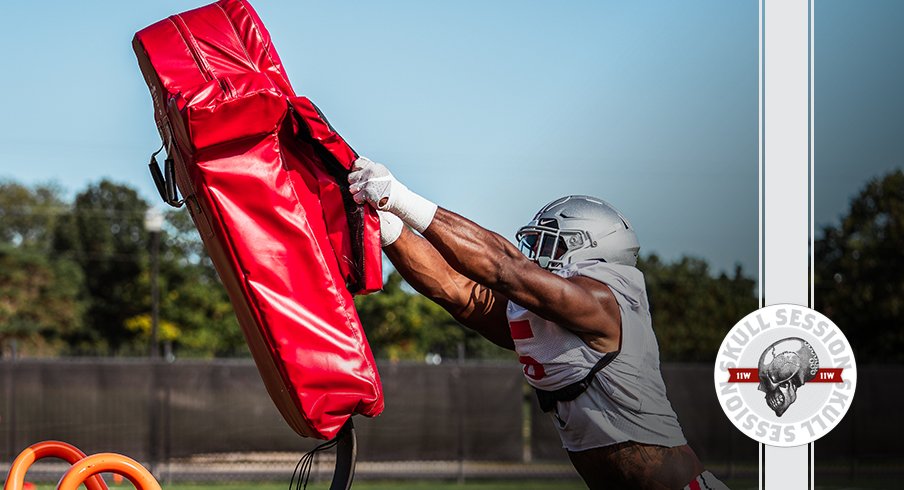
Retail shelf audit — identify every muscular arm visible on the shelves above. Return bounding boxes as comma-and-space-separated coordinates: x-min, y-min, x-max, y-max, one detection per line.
383, 226, 514, 350
347, 157, 619, 350
421, 208, 621, 351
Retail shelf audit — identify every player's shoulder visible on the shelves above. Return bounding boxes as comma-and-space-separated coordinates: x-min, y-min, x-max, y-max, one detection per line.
567, 260, 647, 307
565, 260, 644, 285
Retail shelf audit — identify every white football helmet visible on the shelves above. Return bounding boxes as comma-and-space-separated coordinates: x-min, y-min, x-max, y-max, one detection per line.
516, 195, 640, 269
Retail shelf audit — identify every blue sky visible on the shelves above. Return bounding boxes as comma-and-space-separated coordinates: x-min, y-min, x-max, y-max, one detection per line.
816, 0, 904, 228
0, 1, 898, 275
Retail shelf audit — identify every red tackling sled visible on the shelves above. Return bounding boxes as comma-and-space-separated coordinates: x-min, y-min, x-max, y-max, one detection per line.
133, 0, 383, 440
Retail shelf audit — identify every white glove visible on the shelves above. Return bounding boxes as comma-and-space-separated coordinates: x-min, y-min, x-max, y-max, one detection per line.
348, 157, 437, 233
378, 210, 403, 247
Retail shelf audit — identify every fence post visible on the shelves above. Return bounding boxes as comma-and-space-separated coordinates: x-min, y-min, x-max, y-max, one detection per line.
162, 363, 172, 485
453, 362, 465, 484
147, 361, 163, 479
4, 353, 17, 462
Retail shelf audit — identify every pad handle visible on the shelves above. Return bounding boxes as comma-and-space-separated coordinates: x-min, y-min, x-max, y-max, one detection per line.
148, 143, 184, 208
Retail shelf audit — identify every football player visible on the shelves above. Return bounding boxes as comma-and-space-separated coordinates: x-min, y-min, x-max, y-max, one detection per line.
348, 157, 729, 490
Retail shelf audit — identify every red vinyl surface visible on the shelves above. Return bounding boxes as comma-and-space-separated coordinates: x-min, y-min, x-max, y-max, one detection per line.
133, 0, 383, 439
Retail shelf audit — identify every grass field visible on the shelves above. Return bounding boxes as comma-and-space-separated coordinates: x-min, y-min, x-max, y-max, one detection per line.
32, 483, 592, 490
29, 477, 904, 489
145, 483, 588, 490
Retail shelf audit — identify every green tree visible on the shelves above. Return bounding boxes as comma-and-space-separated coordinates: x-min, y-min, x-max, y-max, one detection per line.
152, 208, 244, 357
815, 169, 904, 362
639, 254, 757, 362
0, 181, 66, 251
0, 245, 84, 355
0, 181, 87, 356
51, 180, 150, 353
0, 179, 245, 357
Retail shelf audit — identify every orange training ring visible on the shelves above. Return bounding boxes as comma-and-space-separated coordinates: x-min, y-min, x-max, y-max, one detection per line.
56, 453, 160, 490
3, 441, 107, 490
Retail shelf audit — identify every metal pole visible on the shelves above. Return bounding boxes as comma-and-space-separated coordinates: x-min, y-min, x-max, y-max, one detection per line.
143, 208, 164, 478
454, 363, 465, 484
150, 230, 160, 359
148, 362, 161, 479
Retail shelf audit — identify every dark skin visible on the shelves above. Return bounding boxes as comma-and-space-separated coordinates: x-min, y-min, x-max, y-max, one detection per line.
384, 207, 705, 489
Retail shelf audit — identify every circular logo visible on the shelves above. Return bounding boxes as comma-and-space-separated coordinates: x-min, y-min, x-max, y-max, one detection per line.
713, 304, 857, 447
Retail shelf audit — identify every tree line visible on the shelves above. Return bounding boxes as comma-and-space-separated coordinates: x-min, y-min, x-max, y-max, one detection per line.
0, 180, 244, 357
1, 171, 900, 361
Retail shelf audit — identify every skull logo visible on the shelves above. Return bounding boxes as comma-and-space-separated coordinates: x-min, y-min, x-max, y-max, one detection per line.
757, 337, 819, 417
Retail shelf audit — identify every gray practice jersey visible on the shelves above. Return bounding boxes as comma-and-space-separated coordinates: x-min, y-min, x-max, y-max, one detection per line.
507, 260, 687, 450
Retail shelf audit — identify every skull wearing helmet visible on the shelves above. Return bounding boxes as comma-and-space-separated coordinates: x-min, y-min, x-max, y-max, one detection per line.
757, 337, 819, 417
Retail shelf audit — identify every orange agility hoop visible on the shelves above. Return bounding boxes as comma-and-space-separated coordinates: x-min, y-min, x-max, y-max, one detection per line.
56, 453, 160, 490
3, 441, 107, 490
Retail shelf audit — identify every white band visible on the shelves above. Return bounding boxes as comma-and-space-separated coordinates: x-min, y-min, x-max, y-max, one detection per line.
382, 184, 437, 234
378, 210, 404, 247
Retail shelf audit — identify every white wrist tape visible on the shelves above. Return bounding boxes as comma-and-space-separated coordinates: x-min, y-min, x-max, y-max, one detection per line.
378, 210, 404, 247
382, 183, 437, 234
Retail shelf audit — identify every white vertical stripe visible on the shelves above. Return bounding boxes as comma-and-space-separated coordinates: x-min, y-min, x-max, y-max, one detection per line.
758, 0, 764, 483
758, 0, 764, 311
759, 442, 764, 490
764, 1, 809, 306
761, 0, 812, 488
810, 1, 816, 485
810, 0, 816, 311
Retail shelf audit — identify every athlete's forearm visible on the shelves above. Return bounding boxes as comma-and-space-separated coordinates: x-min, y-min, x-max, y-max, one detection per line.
383, 227, 470, 310
384, 227, 514, 350
422, 208, 526, 292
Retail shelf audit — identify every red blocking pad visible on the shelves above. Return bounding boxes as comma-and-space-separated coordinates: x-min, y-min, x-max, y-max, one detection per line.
133, 0, 383, 439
